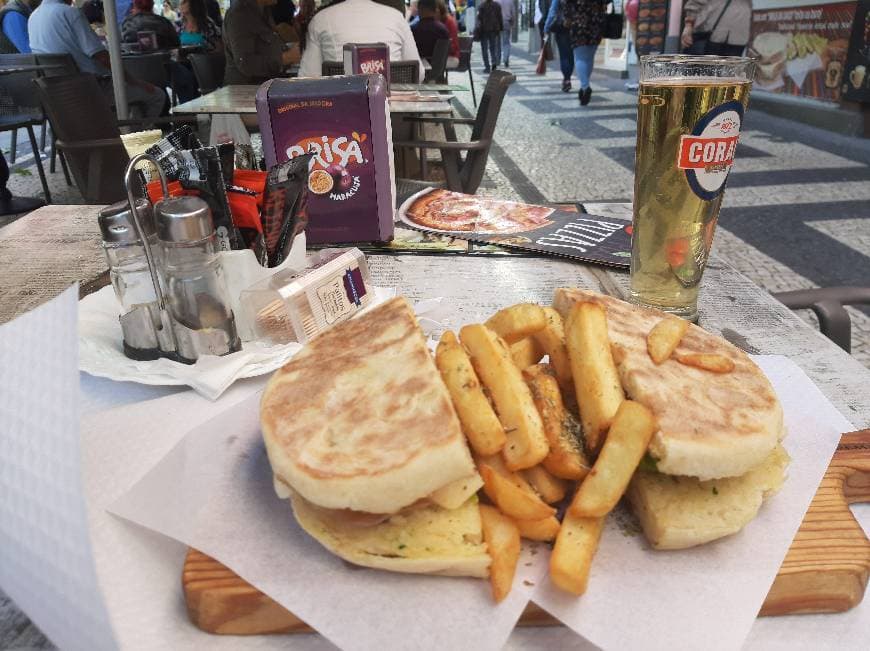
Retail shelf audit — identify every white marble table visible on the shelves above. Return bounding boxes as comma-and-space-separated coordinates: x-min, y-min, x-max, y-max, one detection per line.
173, 85, 454, 116
1, 205, 869, 649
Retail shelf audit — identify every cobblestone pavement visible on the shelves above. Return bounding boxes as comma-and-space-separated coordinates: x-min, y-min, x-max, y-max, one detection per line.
1, 31, 869, 650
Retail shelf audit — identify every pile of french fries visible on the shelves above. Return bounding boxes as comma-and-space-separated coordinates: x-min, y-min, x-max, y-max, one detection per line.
435, 302, 659, 602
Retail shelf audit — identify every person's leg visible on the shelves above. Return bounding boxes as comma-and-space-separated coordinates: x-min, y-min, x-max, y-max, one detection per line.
574, 44, 596, 89
125, 81, 168, 118
480, 34, 491, 71
501, 29, 511, 66
492, 32, 501, 70
556, 31, 573, 89
169, 61, 199, 104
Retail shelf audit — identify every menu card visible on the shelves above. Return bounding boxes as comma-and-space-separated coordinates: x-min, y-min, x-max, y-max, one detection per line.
398, 188, 632, 268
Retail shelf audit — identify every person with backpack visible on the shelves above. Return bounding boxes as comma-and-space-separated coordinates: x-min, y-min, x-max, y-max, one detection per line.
474, 0, 502, 73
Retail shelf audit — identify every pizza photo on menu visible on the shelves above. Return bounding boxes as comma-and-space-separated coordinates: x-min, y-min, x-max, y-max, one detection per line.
401, 188, 556, 234
398, 188, 634, 270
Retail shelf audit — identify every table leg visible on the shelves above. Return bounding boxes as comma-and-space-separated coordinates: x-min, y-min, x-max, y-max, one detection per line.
0, 151, 44, 217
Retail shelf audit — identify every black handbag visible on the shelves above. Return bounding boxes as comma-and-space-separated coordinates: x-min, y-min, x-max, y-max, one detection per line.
604, 11, 624, 40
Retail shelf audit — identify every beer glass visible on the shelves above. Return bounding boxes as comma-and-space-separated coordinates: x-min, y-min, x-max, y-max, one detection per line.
629, 55, 756, 321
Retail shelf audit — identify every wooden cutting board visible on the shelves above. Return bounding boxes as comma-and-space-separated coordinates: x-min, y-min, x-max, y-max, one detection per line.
182, 430, 870, 635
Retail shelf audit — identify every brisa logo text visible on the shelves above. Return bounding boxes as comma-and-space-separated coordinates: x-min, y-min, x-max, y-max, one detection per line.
286, 135, 365, 170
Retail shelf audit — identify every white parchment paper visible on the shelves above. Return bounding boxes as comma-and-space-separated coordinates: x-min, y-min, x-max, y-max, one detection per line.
107, 355, 851, 651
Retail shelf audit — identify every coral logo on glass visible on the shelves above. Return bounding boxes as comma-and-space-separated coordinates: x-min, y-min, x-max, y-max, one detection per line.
677, 100, 743, 201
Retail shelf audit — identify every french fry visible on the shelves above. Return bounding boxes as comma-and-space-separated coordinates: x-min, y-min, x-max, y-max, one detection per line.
647, 317, 689, 364
569, 401, 656, 518
479, 505, 521, 603
675, 352, 735, 374
549, 512, 604, 596
510, 337, 545, 370
523, 364, 590, 481
485, 303, 547, 344
479, 464, 556, 521
515, 515, 560, 542
566, 302, 625, 453
460, 324, 549, 470
533, 307, 573, 394
521, 464, 568, 504
435, 331, 507, 456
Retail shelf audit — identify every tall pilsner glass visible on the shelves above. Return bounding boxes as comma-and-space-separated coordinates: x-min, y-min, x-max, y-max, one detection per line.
629, 55, 756, 321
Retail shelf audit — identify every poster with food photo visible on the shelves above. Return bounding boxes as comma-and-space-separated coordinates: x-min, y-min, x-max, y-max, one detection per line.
843, 0, 870, 101
749, 1, 857, 101
634, 0, 669, 55
398, 189, 632, 269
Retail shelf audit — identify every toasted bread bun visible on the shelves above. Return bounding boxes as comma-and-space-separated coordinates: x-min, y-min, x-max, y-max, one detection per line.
627, 444, 790, 549
261, 297, 475, 514
290, 492, 491, 577
553, 289, 783, 480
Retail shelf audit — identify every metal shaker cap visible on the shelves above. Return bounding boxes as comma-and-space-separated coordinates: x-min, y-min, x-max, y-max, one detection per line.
98, 199, 155, 244
155, 195, 215, 243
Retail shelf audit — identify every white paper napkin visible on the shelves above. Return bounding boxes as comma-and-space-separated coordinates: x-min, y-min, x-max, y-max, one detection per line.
0, 287, 117, 651
107, 355, 851, 651
786, 53, 823, 89
78, 285, 397, 401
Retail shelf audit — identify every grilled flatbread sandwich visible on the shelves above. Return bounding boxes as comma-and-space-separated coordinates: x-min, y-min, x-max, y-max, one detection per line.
553, 289, 788, 549
261, 297, 490, 577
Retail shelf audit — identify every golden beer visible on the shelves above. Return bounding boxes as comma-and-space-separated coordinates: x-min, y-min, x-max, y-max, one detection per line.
629, 57, 755, 321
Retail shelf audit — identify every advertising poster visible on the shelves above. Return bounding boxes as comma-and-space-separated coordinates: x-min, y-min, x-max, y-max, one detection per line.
749, 1, 857, 102
634, 0, 669, 55
843, 0, 870, 101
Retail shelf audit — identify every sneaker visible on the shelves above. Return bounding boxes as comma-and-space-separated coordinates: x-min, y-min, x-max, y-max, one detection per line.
483, 66, 491, 73
504, 60, 510, 67
579, 87, 592, 106
561, 79, 572, 92
492, 65, 498, 71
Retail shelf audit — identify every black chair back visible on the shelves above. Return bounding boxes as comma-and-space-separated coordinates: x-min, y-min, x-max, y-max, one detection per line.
33, 52, 79, 78
122, 52, 170, 90
424, 39, 450, 84
455, 37, 472, 73
34, 74, 129, 203
321, 60, 344, 76
390, 60, 420, 84
463, 70, 515, 193
188, 52, 225, 94
0, 53, 42, 116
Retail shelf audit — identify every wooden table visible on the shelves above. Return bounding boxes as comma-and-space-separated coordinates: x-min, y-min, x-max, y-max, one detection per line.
1, 202, 869, 648
172, 84, 454, 116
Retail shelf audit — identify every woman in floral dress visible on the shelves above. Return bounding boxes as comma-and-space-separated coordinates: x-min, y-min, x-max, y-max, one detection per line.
563, 0, 609, 105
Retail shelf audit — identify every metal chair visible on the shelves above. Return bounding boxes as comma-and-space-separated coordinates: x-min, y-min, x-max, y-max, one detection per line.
321, 61, 344, 76
772, 287, 870, 353
424, 39, 450, 84
188, 51, 226, 94
453, 36, 476, 107
393, 70, 515, 194
390, 60, 420, 84
0, 54, 52, 203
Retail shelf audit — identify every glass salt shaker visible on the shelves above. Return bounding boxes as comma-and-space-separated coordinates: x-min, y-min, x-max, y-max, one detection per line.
99, 199, 164, 360
154, 195, 242, 363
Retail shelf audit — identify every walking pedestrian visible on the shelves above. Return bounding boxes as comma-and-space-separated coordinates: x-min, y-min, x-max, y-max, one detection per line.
563, 0, 608, 105
544, 0, 574, 92
495, 0, 513, 67
474, 0, 502, 73
681, 0, 750, 57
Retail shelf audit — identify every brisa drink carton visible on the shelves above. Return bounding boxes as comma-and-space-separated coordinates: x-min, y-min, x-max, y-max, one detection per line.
256, 75, 395, 244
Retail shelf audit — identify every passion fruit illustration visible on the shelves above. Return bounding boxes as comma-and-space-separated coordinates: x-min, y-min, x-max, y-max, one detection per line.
308, 169, 334, 195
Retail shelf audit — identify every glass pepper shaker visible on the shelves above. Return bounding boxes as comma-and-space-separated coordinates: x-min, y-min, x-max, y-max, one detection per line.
154, 195, 242, 363
98, 199, 164, 361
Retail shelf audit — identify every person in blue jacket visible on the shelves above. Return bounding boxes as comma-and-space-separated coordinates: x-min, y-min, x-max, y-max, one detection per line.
0, 0, 40, 54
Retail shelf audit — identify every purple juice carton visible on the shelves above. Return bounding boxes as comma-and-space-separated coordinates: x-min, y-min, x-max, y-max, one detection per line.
256, 75, 395, 244
343, 43, 390, 92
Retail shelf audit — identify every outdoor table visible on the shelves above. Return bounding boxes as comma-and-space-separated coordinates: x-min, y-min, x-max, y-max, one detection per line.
172, 84, 454, 116
1, 192, 869, 647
